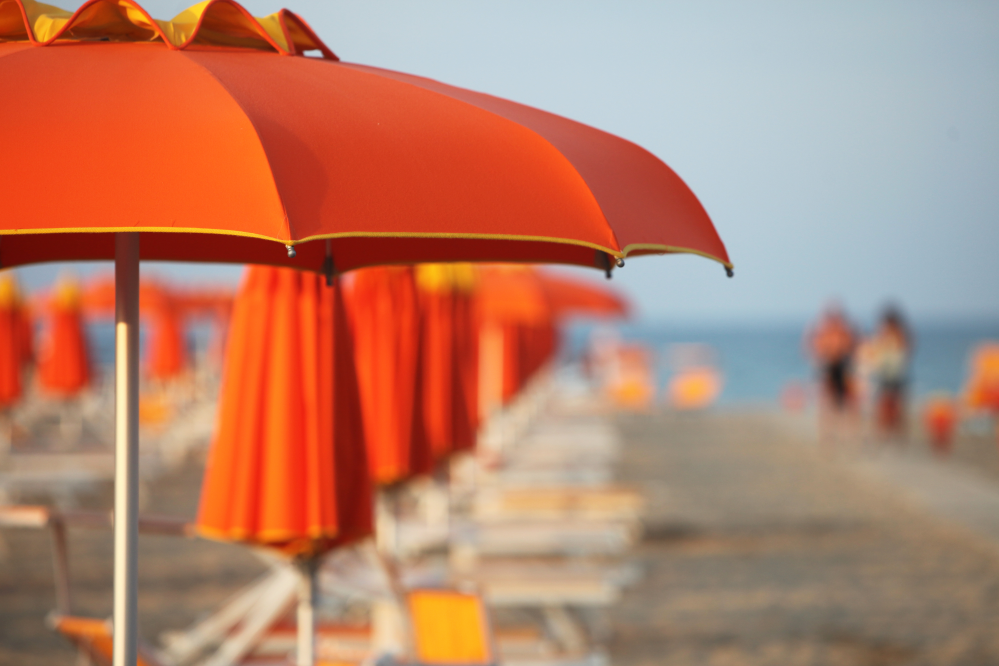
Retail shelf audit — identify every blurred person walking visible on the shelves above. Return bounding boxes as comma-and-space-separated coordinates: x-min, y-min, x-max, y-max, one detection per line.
867, 305, 913, 443
807, 304, 860, 449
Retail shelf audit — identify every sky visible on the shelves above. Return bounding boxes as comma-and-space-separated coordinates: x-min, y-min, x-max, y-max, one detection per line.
25, 1, 999, 324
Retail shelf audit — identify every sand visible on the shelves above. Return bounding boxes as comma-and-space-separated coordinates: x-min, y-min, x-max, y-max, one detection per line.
609, 410, 999, 666
4, 409, 999, 665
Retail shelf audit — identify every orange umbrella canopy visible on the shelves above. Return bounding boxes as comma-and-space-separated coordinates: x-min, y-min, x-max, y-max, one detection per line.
0, 0, 730, 277
197, 266, 371, 557
37, 276, 91, 397
0, 273, 29, 406
346, 266, 432, 486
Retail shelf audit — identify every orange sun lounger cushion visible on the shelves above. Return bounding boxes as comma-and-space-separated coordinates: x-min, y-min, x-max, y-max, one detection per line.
51, 615, 158, 666
407, 589, 494, 665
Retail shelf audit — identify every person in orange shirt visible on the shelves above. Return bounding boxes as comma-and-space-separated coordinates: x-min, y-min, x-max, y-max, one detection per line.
807, 303, 860, 448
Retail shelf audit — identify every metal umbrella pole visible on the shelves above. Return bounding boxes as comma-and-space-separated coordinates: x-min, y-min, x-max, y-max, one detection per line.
296, 558, 318, 666
113, 232, 140, 666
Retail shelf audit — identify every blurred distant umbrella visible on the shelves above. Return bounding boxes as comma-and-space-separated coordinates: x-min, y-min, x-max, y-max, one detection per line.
965, 343, 999, 413
38, 276, 91, 397
477, 266, 553, 408
0, 0, 729, 659
197, 266, 371, 663
0, 273, 28, 406
477, 265, 627, 409
346, 266, 431, 486
923, 394, 957, 456
83, 275, 233, 378
142, 284, 187, 381
537, 271, 630, 320
477, 266, 551, 327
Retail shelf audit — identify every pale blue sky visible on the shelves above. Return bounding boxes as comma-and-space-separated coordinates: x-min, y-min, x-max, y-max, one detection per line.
24, 1, 999, 323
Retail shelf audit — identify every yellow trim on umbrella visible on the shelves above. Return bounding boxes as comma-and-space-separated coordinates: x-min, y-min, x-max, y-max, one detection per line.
0, 225, 732, 270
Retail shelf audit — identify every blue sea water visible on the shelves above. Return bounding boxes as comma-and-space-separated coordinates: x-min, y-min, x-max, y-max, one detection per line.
81, 317, 999, 406
564, 319, 999, 405
84, 320, 215, 373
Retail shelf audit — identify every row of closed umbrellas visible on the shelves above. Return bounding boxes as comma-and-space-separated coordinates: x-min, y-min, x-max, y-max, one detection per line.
198, 263, 626, 556
0, 0, 731, 663
197, 263, 630, 664
0, 274, 232, 405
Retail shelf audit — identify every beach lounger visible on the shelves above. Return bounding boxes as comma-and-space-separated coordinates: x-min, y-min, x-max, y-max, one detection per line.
49, 614, 165, 666
407, 589, 496, 665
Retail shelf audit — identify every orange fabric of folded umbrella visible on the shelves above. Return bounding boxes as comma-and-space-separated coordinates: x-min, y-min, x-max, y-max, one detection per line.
197, 266, 371, 557
38, 277, 91, 397
142, 283, 187, 381
0, 274, 28, 406
476, 267, 557, 404
0, 1, 730, 277
416, 265, 480, 462
346, 266, 432, 486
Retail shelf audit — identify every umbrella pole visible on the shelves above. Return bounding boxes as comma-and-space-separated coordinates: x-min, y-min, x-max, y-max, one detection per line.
296, 558, 318, 666
113, 232, 140, 666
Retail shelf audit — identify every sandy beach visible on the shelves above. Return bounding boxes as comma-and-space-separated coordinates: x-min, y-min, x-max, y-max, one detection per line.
4, 409, 999, 665
609, 410, 999, 666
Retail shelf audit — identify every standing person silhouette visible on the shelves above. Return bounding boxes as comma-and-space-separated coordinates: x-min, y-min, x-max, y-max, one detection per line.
807, 303, 860, 449
868, 305, 913, 442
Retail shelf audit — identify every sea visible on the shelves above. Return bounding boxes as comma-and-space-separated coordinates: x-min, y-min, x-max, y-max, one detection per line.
564, 319, 999, 407
83, 318, 999, 408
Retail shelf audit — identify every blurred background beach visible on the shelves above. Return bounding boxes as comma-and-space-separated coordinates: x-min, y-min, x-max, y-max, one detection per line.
3, 1, 999, 665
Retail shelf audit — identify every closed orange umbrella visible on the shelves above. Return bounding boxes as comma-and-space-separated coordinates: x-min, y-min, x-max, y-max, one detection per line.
198, 266, 371, 555
477, 267, 556, 406
198, 266, 371, 663
142, 284, 187, 381
346, 266, 431, 486
479, 266, 630, 407
0, 273, 27, 406
416, 265, 480, 463
38, 276, 91, 397
452, 285, 480, 454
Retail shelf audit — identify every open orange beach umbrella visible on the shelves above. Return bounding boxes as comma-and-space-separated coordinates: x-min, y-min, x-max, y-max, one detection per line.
0, 1, 730, 663
37, 276, 91, 397
0, 1, 730, 278
346, 266, 432, 487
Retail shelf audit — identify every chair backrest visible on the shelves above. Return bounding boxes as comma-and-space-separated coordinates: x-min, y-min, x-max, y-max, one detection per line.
407, 589, 494, 666
52, 614, 157, 666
